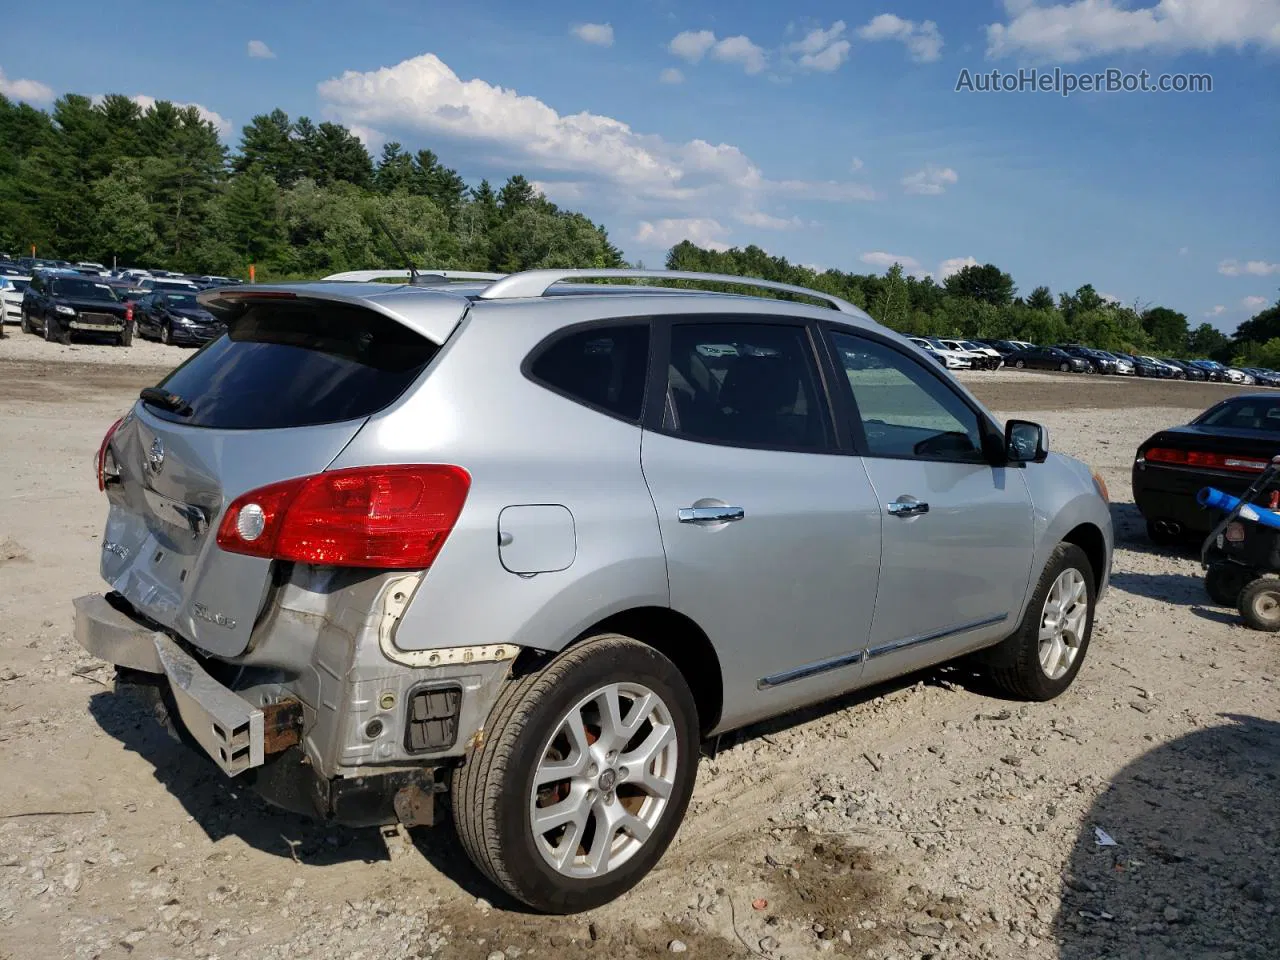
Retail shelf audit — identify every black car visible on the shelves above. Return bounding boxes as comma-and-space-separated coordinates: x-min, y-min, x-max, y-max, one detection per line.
1005, 346, 1089, 372
1162, 358, 1207, 381
1242, 368, 1280, 388
1055, 344, 1118, 374
20, 270, 132, 345
132, 290, 226, 346
1120, 354, 1168, 378
1134, 394, 1280, 544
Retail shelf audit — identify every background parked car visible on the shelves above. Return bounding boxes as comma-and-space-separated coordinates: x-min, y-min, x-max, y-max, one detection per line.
1134, 394, 1280, 544
1093, 351, 1134, 375
1007, 346, 1089, 372
1160, 358, 1206, 381
940, 338, 1002, 370
1189, 360, 1225, 381
132, 290, 226, 346
137, 276, 201, 294
1055, 345, 1118, 374
0, 274, 30, 325
907, 336, 971, 369
20, 270, 132, 345
1241, 368, 1280, 388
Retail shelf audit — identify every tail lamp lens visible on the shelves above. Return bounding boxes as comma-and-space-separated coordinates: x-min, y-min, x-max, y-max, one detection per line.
96, 417, 124, 491
216, 465, 471, 569
1144, 448, 1269, 473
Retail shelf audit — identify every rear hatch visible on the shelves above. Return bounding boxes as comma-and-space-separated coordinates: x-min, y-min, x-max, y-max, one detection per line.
100, 291, 458, 658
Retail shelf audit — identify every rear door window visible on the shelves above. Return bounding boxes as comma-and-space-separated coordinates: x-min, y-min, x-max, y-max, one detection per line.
663, 321, 831, 451
147, 299, 438, 429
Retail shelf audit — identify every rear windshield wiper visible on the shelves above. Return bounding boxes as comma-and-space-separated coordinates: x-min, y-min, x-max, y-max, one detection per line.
139, 386, 193, 416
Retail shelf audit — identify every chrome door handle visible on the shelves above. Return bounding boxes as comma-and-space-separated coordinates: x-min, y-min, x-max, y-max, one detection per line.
678, 505, 745, 524
887, 498, 929, 517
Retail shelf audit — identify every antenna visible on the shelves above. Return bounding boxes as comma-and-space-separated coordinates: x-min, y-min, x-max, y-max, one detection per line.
371, 215, 419, 284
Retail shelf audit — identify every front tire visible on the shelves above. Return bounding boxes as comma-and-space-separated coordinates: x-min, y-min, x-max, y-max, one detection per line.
20, 308, 31, 334
986, 543, 1096, 701
452, 635, 700, 913
1239, 578, 1280, 632
1059, 362, 1071, 372
1015, 360, 1026, 369
160, 323, 171, 345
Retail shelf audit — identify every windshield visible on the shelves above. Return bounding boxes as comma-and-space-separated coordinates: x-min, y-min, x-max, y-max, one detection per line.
52, 277, 118, 301
958, 341, 982, 351
163, 293, 201, 307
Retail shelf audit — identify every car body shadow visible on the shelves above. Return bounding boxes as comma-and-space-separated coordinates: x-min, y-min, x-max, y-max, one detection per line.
1108, 502, 1205, 560
87, 690, 389, 867
1108, 570, 1209, 608
1055, 714, 1280, 959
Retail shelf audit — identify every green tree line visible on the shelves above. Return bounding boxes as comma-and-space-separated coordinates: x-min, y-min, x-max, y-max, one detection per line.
2, 91, 1273, 366
0, 94, 625, 279
668, 242, 1279, 365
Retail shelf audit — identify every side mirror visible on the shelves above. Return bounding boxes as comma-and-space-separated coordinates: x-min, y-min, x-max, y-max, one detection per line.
1005, 419, 1048, 464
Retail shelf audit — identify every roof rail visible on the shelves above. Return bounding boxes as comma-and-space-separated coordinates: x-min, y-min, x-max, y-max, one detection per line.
477, 269, 864, 315
322, 269, 507, 283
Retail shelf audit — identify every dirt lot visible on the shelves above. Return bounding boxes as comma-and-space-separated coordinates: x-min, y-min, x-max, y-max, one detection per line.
1, 338, 1277, 960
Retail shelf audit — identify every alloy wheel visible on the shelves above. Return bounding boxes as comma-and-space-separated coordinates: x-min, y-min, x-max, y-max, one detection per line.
1038, 568, 1087, 680
529, 682, 679, 879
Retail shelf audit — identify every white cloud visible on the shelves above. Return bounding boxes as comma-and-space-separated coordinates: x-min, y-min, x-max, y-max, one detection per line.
736, 210, 804, 230
937, 256, 979, 280
986, 0, 1280, 62
129, 94, 233, 138
1220, 259, 1280, 277
0, 68, 54, 104
861, 251, 923, 271
1206, 305, 1226, 317
786, 21, 852, 71
858, 14, 945, 62
850, 156, 864, 173
669, 30, 767, 74
317, 53, 875, 240
712, 35, 768, 74
1099, 291, 1122, 304
659, 67, 685, 84
247, 39, 276, 59
1178, 246, 1190, 256
1243, 295, 1271, 310
902, 164, 959, 195
669, 30, 718, 62
571, 23, 614, 47
636, 218, 731, 252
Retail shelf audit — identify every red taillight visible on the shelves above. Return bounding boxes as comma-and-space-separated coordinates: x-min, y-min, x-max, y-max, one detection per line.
125, 303, 133, 323
1144, 447, 1269, 473
216, 465, 471, 569
96, 417, 124, 491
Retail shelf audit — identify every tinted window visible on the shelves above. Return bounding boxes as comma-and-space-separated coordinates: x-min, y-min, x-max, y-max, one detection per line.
148, 300, 438, 429
1197, 399, 1280, 432
664, 322, 828, 450
528, 324, 650, 422
832, 332, 985, 462
163, 293, 200, 307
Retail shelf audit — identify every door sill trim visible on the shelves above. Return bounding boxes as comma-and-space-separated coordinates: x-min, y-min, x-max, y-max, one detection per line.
866, 613, 1009, 661
757, 650, 863, 690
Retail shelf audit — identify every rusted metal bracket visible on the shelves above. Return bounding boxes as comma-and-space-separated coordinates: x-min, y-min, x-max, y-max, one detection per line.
262, 700, 304, 755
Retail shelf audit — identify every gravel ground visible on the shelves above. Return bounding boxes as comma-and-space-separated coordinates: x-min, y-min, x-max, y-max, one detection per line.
1, 348, 1276, 960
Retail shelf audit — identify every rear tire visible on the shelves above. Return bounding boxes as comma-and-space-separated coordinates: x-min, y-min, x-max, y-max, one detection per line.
1205, 563, 1252, 607
119, 324, 133, 347
986, 543, 1095, 701
452, 634, 700, 913
20, 308, 31, 334
160, 323, 171, 345
1059, 362, 1071, 372
1239, 578, 1280, 632
1015, 360, 1026, 369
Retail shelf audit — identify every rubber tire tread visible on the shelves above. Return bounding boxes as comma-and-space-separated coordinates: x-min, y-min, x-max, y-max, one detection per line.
988, 543, 1095, 701
451, 633, 695, 912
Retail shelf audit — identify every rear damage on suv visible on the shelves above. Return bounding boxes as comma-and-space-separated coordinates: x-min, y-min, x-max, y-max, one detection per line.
75, 287, 510, 827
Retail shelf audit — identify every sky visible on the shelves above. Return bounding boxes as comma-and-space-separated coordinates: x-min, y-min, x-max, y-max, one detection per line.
1, 0, 1278, 332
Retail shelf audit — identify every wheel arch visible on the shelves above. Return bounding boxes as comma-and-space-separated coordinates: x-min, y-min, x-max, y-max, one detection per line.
1062, 521, 1108, 593
518, 606, 724, 736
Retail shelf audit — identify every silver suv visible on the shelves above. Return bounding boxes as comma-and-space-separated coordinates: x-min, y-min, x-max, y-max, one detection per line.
74, 268, 1112, 913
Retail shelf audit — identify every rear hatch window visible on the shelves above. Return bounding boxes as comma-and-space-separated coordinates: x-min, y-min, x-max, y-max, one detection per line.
149, 299, 439, 429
